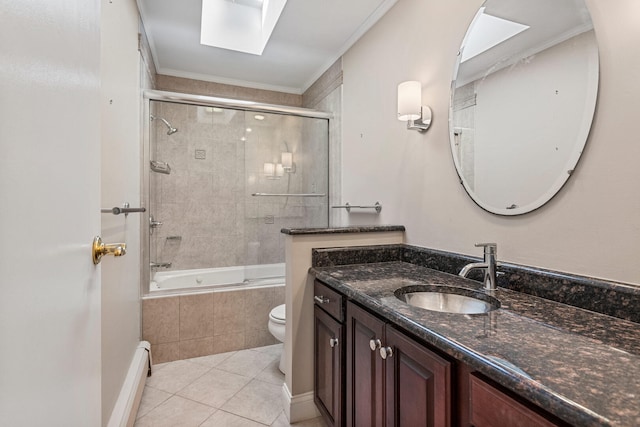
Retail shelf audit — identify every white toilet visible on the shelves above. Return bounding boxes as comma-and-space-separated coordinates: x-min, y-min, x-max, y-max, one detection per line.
268, 304, 286, 374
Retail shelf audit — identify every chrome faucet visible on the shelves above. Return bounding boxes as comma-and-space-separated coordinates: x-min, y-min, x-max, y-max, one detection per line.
459, 243, 498, 291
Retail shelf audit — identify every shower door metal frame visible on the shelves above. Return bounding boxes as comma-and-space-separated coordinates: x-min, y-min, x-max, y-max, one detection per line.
141, 89, 333, 295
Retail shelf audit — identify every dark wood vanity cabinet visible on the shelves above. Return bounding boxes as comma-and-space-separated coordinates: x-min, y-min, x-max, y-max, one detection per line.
345, 301, 452, 427
466, 374, 568, 427
385, 325, 452, 427
345, 301, 385, 427
314, 281, 345, 427
314, 280, 566, 427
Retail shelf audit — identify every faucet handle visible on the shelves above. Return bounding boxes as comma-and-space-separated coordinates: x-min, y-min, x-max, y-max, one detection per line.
475, 242, 497, 255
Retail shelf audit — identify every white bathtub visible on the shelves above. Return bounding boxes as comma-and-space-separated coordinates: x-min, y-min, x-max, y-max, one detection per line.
150, 263, 285, 293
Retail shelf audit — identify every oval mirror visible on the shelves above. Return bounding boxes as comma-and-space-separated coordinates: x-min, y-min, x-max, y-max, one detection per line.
449, 0, 599, 215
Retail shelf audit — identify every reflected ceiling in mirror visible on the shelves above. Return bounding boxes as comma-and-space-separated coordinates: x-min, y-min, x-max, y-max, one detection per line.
449, 0, 599, 215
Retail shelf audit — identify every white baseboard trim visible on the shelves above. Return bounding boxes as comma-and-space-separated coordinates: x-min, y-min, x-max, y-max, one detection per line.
107, 341, 151, 427
281, 383, 321, 423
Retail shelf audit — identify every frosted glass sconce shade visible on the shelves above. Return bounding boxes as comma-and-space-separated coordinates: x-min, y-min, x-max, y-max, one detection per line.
264, 162, 284, 179
280, 151, 295, 173
397, 80, 432, 132
281, 152, 293, 169
397, 81, 422, 121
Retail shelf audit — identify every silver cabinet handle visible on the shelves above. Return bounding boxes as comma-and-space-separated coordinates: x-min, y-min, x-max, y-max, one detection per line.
380, 346, 393, 359
330, 338, 339, 348
314, 295, 329, 304
369, 339, 382, 351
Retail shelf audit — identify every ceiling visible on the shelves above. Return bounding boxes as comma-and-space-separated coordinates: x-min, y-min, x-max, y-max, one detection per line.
137, 0, 398, 94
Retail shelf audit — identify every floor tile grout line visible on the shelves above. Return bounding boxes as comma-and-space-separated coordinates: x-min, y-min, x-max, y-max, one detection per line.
198, 408, 274, 427
168, 392, 219, 411
135, 385, 173, 419
216, 377, 286, 425
166, 361, 217, 395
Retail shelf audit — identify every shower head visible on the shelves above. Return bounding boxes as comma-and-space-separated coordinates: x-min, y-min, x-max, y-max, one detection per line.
164, 119, 178, 135
150, 115, 178, 135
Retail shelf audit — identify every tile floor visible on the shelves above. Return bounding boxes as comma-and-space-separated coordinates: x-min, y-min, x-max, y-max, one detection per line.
135, 344, 328, 427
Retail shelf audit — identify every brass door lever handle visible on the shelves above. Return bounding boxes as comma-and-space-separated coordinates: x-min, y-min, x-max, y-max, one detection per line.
92, 236, 126, 265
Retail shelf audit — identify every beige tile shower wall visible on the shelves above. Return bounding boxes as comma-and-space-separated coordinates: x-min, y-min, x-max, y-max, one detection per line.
152, 101, 246, 270
155, 74, 302, 107
142, 285, 285, 364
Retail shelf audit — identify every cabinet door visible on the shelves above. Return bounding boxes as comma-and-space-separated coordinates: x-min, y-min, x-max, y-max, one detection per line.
384, 326, 452, 427
314, 305, 344, 427
469, 375, 561, 427
346, 302, 385, 427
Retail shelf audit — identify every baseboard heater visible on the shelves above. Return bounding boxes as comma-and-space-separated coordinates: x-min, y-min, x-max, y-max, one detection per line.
107, 341, 152, 427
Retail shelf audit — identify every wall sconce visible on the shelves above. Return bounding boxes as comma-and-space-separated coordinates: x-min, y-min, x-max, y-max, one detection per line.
397, 81, 432, 132
281, 152, 296, 173
275, 163, 284, 178
264, 162, 284, 179
264, 162, 276, 179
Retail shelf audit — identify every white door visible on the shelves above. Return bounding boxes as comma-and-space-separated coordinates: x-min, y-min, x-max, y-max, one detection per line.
0, 1, 103, 426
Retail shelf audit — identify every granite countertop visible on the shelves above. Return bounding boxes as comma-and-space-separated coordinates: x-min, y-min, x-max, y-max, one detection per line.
281, 225, 405, 235
310, 261, 640, 427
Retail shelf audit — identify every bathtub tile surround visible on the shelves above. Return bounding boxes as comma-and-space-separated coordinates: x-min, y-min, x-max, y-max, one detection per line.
312, 244, 640, 323
143, 285, 284, 364
179, 293, 214, 340
135, 344, 328, 427
142, 297, 179, 344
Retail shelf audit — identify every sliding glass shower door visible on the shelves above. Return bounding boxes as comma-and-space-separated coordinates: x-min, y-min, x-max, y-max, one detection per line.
241, 110, 329, 281
147, 98, 329, 290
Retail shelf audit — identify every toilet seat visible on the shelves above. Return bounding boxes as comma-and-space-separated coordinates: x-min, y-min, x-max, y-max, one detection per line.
269, 304, 285, 324
267, 304, 286, 374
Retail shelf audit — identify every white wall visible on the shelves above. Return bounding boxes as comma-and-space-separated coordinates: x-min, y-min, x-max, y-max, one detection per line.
342, 0, 640, 285
474, 31, 597, 211
100, 0, 144, 423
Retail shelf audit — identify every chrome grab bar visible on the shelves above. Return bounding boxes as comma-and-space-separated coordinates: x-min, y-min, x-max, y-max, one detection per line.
332, 202, 382, 213
251, 193, 326, 197
101, 207, 146, 215
101, 202, 146, 216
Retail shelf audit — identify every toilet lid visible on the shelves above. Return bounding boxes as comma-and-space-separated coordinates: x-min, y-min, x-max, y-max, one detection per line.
270, 304, 285, 321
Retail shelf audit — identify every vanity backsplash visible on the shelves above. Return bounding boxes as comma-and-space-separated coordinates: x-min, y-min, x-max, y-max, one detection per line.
312, 244, 640, 324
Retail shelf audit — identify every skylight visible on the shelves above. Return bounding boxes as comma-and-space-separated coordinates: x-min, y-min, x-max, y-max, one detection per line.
461, 8, 529, 62
200, 0, 288, 55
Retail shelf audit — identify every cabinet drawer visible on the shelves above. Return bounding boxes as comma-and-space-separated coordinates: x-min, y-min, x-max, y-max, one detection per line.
314, 280, 344, 322
470, 375, 561, 427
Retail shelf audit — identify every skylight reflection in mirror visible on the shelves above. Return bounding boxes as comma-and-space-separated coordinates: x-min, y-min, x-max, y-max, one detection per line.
461, 8, 530, 62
